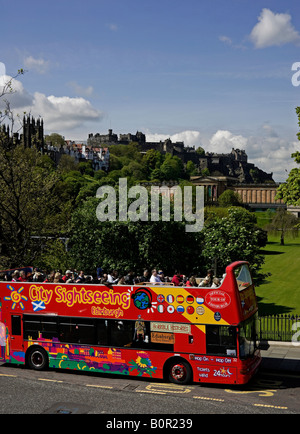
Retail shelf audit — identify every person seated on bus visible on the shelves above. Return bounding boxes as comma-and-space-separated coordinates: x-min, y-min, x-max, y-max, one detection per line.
198, 276, 209, 287
54, 272, 63, 283
198, 269, 214, 287
158, 271, 166, 283
62, 270, 73, 283
139, 269, 150, 284
117, 276, 126, 285
17, 270, 27, 282
99, 273, 108, 284
107, 270, 119, 284
124, 270, 135, 285
11, 270, 20, 282
171, 271, 183, 286
186, 275, 197, 287
150, 269, 162, 284
211, 277, 221, 288
75, 270, 85, 284
43, 271, 55, 283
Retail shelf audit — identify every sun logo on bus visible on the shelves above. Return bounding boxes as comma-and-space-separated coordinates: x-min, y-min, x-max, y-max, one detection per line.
4, 285, 28, 310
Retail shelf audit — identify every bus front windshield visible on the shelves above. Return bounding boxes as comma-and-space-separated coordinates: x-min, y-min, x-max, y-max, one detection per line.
239, 313, 259, 359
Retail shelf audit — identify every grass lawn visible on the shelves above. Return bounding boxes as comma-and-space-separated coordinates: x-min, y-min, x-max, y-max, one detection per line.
256, 234, 300, 316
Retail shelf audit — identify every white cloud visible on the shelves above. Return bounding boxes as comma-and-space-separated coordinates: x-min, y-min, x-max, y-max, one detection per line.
30, 93, 103, 131
206, 128, 299, 182
68, 81, 94, 97
209, 130, 248, 153
219, 35, 233, 46
24, 56, 50, 74
250, 8, 300, 48
146, 130, 203, 148
0, 75, 103, 133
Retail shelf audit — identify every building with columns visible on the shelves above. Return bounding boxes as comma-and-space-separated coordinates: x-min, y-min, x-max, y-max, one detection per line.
190, 175, 285, 209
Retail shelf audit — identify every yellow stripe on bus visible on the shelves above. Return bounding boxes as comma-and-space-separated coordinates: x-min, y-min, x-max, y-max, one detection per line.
150, 286, 230, 327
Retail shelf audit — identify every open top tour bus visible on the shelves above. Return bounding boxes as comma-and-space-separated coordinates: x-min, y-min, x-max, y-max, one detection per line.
0, 261, 261, 385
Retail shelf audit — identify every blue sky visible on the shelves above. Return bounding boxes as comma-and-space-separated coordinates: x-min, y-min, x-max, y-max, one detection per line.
1, 0, 300, 180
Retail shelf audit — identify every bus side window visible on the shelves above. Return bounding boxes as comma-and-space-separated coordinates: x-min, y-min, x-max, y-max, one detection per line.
110, 320, 134, 348
206, 325, 237, 356
11, 315, 22, 336
96, 319, 108, 346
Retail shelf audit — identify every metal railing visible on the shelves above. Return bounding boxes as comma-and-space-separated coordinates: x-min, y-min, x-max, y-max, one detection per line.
258, 314, 300, 342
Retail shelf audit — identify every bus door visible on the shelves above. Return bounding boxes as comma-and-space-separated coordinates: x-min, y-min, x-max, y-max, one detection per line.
10, 314, 23, 352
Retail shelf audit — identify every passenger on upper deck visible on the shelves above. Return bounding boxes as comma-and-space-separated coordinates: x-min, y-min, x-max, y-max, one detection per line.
171, 271, 183, 286
17, 270, 27, 282
211, 277, 221, 288
139, 269, 150, 283
107, 270, 119, 284
186, 275, 197, 287
198, 269, 214, 287
150, 269, 162, 284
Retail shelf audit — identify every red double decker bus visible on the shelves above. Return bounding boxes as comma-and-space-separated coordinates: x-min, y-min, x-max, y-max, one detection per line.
0, 261, 261, 385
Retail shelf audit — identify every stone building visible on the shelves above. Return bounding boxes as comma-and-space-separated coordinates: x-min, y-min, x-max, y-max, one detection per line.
191, 175, 284, 209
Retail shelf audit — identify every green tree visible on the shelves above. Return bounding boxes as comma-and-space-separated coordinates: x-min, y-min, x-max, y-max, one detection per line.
186, 160, 197, 177
142, 149, 163, 179
218, 189, 241, 207
201, 207, 266, 276
0, 142, 62, 267
160, 154, 184, 181
275, 155, 300, 205
196, 146, 205, 156
68, 195, 204, 275
266, 208, 299, 245
275, 107, 300, 205
44, 133, 65, 147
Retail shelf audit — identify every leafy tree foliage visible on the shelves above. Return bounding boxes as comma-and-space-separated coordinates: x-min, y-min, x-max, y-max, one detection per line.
218, 189, 241, 207
201, 207, 267, 276
265, 208, 299, 245
68, 195, 204, 275
276, 107, 300, 205
0, 140, 63, 267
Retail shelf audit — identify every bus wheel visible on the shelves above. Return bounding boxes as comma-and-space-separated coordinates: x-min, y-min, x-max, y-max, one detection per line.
27, 347, 48, 371
168, 359, 192, 385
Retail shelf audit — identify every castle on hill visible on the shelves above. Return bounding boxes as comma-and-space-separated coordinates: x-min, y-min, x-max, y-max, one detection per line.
88, 128, 274, 184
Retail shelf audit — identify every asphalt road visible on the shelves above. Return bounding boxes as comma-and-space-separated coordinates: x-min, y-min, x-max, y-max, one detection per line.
0, 364, 299, 416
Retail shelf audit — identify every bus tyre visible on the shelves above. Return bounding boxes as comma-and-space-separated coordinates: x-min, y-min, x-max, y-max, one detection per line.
27, 347, 48, 371
168, 359, 192, 385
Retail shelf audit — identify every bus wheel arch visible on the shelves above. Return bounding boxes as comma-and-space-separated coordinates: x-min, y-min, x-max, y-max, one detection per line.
164, 357, 193, 385
26, 346, 49, 371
